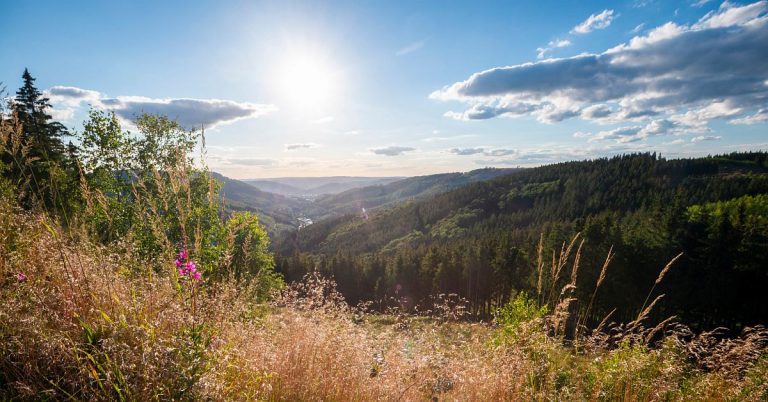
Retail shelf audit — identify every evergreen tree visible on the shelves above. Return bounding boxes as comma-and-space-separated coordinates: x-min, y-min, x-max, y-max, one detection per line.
12, 68, 68, 163
2, 68, 74, 211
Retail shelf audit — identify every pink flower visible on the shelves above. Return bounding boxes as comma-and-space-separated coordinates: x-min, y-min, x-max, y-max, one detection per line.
16, 272, 27, 282
175, 249, 202, 282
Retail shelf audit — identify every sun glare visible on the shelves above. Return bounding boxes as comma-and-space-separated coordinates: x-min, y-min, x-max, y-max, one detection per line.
274, 48, 340, 110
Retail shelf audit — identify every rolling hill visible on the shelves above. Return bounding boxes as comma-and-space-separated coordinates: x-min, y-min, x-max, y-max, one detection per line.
276, 152, 768, 330
212, 172, 311, 236
243, 176, 403, 196
311, 167, 519, 218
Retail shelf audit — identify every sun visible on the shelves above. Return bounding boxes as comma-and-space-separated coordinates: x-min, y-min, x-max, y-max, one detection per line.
274, 48, 341, 110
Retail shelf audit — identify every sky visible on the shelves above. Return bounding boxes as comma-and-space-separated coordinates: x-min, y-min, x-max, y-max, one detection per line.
1, 0, 767, 179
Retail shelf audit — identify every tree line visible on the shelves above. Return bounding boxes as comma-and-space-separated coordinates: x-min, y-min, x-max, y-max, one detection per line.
277, 152, 768, 331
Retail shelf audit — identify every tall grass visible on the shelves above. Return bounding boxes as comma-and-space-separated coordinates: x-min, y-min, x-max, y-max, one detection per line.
2, 112, 767, 400
2, 209, 767, 400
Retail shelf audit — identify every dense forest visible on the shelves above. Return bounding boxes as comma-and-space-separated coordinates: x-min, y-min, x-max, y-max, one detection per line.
277, 152, 768, 331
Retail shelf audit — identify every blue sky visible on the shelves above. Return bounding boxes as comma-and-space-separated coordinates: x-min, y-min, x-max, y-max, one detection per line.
1, 0, 767, 178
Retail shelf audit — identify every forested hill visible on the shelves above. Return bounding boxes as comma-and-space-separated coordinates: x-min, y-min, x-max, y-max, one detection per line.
212, 172, 311, 236
244, 176, 403, 196
309, 167, 518, 219
277, 152, 768, 331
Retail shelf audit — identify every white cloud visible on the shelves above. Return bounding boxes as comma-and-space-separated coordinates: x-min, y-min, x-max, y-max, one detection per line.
731, 108, 768, 124
578, 118, 709, 144
694, 0, 767, 29
450, 147, 518, 156
46, 86, 101, 106
370, 146, 416, 156
432, 1, 768, 137
692, 0, 713, 7
422, 134, 478, 142
45, 86, 277, 129
102, 97, 276, 129
284, 143, 321, 151
45, 86, 102, 122
691, 135, 722, 142
47, 107, 76, 122
572, 9, 616, 34
397, 40, 426, 56
450, 147, 485, 155
536, 39, 572, 59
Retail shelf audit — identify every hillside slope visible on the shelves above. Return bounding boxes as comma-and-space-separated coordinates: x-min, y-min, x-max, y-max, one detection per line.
244, 176, 403, 196
312, 167, 518, 218
277, 152, 768, 330
212, 172, 311, 235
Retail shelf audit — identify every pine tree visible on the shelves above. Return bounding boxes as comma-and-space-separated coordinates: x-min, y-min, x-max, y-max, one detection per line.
12, 68, 68, 162
3, 68, 74, 211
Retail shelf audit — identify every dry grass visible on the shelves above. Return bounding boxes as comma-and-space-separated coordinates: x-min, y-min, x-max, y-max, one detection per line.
2, 208, 767, 401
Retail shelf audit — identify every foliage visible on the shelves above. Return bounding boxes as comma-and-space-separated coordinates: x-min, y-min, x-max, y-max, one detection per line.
0, 69, 282, 318
494, 291, 548, 342
279, 152, 768, 329
1, 69, 78, 214
220, 211, 282, 300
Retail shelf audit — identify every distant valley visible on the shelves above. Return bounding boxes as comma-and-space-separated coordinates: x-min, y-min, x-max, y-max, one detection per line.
217, 168, 517, 236
242, 176, 404, 197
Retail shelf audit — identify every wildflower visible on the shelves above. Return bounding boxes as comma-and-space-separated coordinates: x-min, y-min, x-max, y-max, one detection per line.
17, 272, 27, 282
175, 249, 201, 281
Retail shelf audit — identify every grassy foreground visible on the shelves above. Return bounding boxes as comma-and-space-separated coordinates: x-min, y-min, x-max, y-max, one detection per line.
1, 202, 767, 401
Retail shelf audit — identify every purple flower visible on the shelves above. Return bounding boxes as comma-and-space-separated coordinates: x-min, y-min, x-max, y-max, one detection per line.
175, 250, 201, 282
16, 272, 27, 282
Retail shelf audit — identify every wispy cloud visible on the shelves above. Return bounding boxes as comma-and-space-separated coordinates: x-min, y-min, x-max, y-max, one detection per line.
284, 143, 321, 151
536, 38, 572, 59
449, 147, 485, 155
396, 40, 426, 56
632, 0, 655, 8
571, 9, 616, 34
691, 135, 722, 142
422, 134, 478, 142
450, 147, 518, 156
731, 108, 768, 125
370, 146, 416, 156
